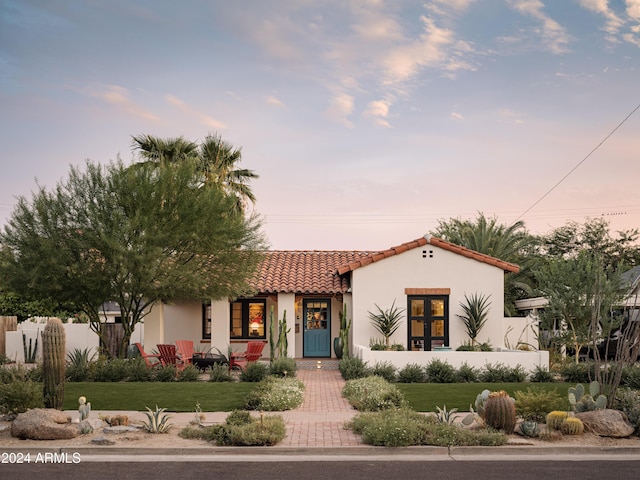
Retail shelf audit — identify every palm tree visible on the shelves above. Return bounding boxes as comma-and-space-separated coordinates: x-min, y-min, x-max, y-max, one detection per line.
198, 133, 259, 213
131, 134, 198, 166
131, 133, 259, 213
433, 213, 538, 315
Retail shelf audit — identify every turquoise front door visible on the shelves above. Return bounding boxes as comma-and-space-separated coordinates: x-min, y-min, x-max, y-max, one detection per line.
303, 299, 331, 357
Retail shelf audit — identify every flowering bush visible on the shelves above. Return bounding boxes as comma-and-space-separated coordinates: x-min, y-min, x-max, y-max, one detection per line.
244, 376, 305, 411
342, 375, 406, 411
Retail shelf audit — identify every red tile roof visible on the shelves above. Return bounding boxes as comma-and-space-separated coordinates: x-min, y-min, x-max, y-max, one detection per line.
252, 251, 374, 294
251, 236, 519, 295
336, 235, 520, 275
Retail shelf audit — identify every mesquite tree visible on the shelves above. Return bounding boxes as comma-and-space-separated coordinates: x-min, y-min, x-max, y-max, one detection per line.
0, 160, 266, 357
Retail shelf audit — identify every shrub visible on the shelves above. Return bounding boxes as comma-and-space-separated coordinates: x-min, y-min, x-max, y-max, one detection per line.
154, 365, 178, 382
506, 364, 527, 382
209, 364, 234, 382
91, 357, 129, 382
212, 414, 286, 446
0, 365, 32, 384
456, 362, 479, 383
390, 343, 405, 351
348, 408, 435, 447
423, 424, 507, 447
0, 380, 44, 414
125, 357, 154, 382
425, 358, 457, 383
621, 364, 640, 389
348, 408, 507, 447
244, 377, 305, 411
529, 365, 555, 383
179, 425, 218, 442
239, 362, 269, 382
370, 361, 397, 383
342, 376, 406, 411
177, 365, 201, 382
369, 338, 387, 350
478, 363, 513, 383
269, 357, 297, 378
559, 360, 593, 384
396, 363, 425, 383
613, 388, 640, 433
338, 356, 370, 380
225, 409, 252, 425
514, 386, 567, 423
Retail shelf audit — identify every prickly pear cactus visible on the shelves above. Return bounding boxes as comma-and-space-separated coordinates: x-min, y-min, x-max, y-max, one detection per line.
42, 318, 66, 409
568, 382, 607, 412
483, 390, 516, 434
561, 417, 584, 435
546, 410, 569, 430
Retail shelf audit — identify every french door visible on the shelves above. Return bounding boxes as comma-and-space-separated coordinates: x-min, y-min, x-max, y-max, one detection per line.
407, 295, 449, 351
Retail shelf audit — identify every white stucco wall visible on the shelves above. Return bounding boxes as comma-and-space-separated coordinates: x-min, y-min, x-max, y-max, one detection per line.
354, 344, 549, 371
5, 319, 143, 363
350, 244, 507, 350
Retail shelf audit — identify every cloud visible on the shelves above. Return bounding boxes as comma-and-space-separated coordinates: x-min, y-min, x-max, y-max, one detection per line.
164, 94, 226, 129
508, 0, 571, 54
450, 112, 464, 120
91, 85, 160, 123
324, 93, 354, 128
363, 99, 392, 127
578, 0, 625, 38
265, 95, 285, 108
625, 0, 640, 46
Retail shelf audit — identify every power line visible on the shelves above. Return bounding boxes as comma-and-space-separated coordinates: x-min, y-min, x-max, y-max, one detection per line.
515, 102, 640, 223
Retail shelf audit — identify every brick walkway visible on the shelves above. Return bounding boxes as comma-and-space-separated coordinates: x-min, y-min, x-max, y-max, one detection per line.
278, 366, 362, 447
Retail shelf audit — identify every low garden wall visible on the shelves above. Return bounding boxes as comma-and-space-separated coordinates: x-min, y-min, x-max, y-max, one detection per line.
353, 344, 549, 373
4, 319, 144, 363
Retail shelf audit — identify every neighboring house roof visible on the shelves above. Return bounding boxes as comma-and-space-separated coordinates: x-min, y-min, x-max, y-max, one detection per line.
336, 235, 520, 275
621, 265, 640, 292
251, 235, 519, 295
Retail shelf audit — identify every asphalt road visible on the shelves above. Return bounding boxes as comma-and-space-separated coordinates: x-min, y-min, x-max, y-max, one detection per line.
3, 459, 640, 480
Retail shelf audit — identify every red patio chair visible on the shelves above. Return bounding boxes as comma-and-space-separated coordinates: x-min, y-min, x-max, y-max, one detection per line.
135, 342, 161, 368
175, 340, 195, 365
157, 344, 186, 371
229, 341, 266, 371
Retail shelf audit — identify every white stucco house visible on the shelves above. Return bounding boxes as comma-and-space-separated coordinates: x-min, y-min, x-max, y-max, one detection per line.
141, 234, 548, 370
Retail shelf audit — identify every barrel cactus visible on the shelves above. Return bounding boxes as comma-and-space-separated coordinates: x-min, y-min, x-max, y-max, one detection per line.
561, 417, 584, 435
545, 410, 569, 430
42, 318, 66, 409
483, 390, 516, 434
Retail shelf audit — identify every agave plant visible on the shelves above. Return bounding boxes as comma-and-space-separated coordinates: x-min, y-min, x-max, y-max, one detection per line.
142, 405, 173, 434
457, 293, 491, 346
435, 405, 459, 425
368, 300, 405, 349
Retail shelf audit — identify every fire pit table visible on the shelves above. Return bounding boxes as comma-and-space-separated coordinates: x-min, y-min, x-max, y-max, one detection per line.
192, 352, 229, 372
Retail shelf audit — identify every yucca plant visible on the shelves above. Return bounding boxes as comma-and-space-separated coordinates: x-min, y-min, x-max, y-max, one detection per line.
457, 293, 491, 346
368, 300, 405, 349
142, 405, 173, 434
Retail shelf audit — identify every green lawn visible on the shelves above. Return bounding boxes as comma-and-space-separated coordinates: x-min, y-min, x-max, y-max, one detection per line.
64, 382, 255, 412
397, 382, 572, 412
62, 382, 571, 413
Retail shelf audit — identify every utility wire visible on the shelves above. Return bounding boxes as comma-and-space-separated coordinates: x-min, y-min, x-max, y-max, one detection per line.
515, 102, 640, 223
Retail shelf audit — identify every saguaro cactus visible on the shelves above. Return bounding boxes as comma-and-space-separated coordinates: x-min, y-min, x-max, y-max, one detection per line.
483, 390, 517, 434
42, 318, 66, 409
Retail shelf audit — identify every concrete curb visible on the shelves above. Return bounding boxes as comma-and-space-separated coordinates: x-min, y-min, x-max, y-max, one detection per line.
2, 445, 640, 458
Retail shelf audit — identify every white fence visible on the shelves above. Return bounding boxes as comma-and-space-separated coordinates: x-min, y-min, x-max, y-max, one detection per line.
353, 344, 549, 374
4, 319, 144, 363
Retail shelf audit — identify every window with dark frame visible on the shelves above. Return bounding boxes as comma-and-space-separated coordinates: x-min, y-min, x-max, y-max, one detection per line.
407, 295, 449, 351
230, 298, 267, 339
202, 302, 212, 340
